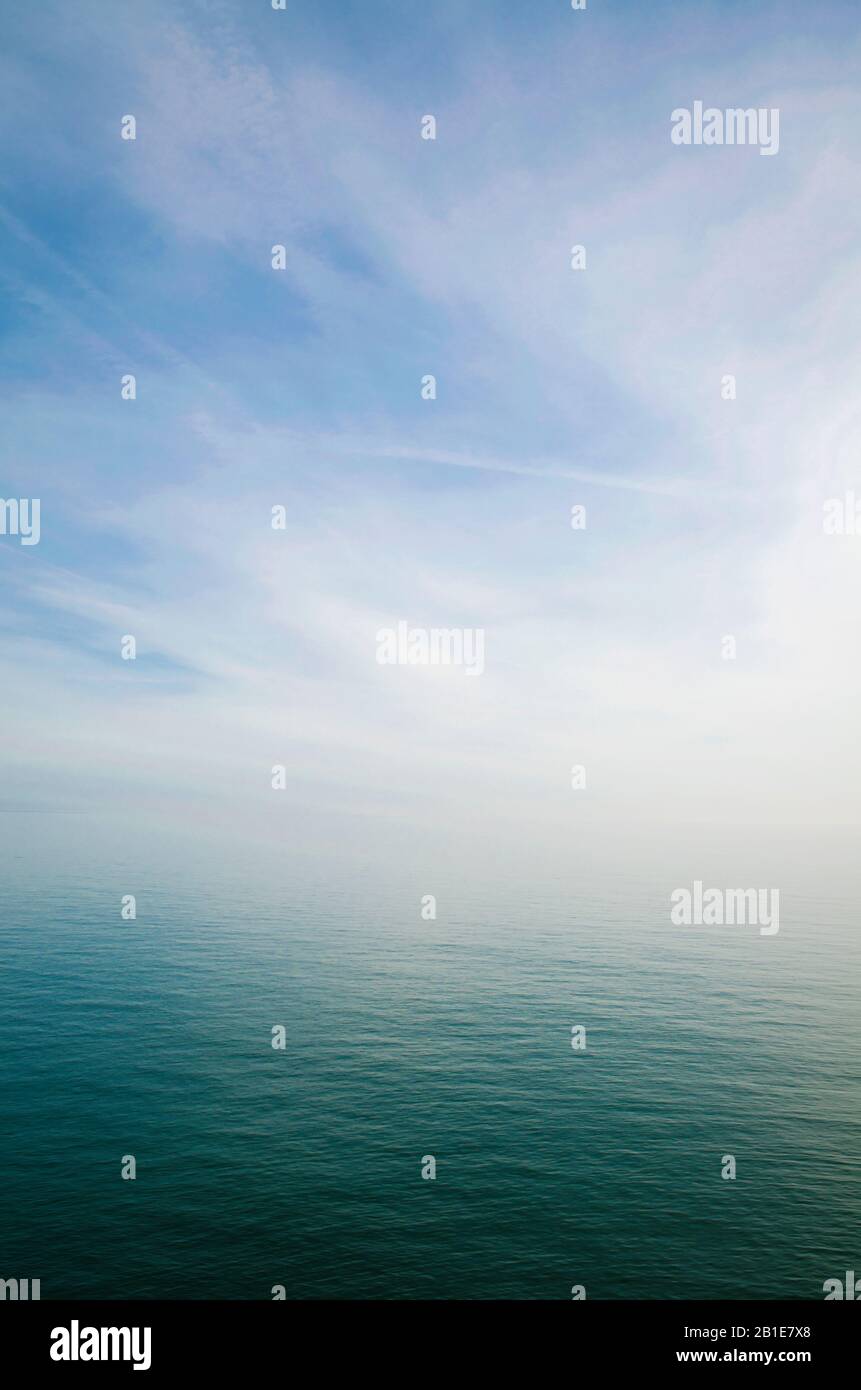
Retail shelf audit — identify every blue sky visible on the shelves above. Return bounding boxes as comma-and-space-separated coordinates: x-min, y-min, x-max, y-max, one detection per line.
2, 0, 861, 874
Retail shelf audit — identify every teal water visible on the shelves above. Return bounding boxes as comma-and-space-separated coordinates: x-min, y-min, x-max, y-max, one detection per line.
1, 853, 859, 1300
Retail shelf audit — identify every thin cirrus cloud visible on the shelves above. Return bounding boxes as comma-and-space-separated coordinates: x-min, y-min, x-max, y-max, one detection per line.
1, 1, 860, 864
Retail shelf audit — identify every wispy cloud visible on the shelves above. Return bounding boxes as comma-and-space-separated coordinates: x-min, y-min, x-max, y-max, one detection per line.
2, 1, 861, 863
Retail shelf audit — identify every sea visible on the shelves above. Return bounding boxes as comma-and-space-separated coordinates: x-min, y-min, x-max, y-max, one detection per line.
1, 826, 859, 1300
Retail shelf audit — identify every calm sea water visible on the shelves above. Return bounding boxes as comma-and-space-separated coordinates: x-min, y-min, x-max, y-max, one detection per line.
1, 846, 859, 1300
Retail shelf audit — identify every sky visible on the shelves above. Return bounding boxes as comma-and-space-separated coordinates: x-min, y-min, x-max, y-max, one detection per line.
1, 0, 861, 879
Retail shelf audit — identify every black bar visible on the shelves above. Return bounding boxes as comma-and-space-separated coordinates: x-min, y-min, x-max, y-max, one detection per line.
2, 1300, 855, 1376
